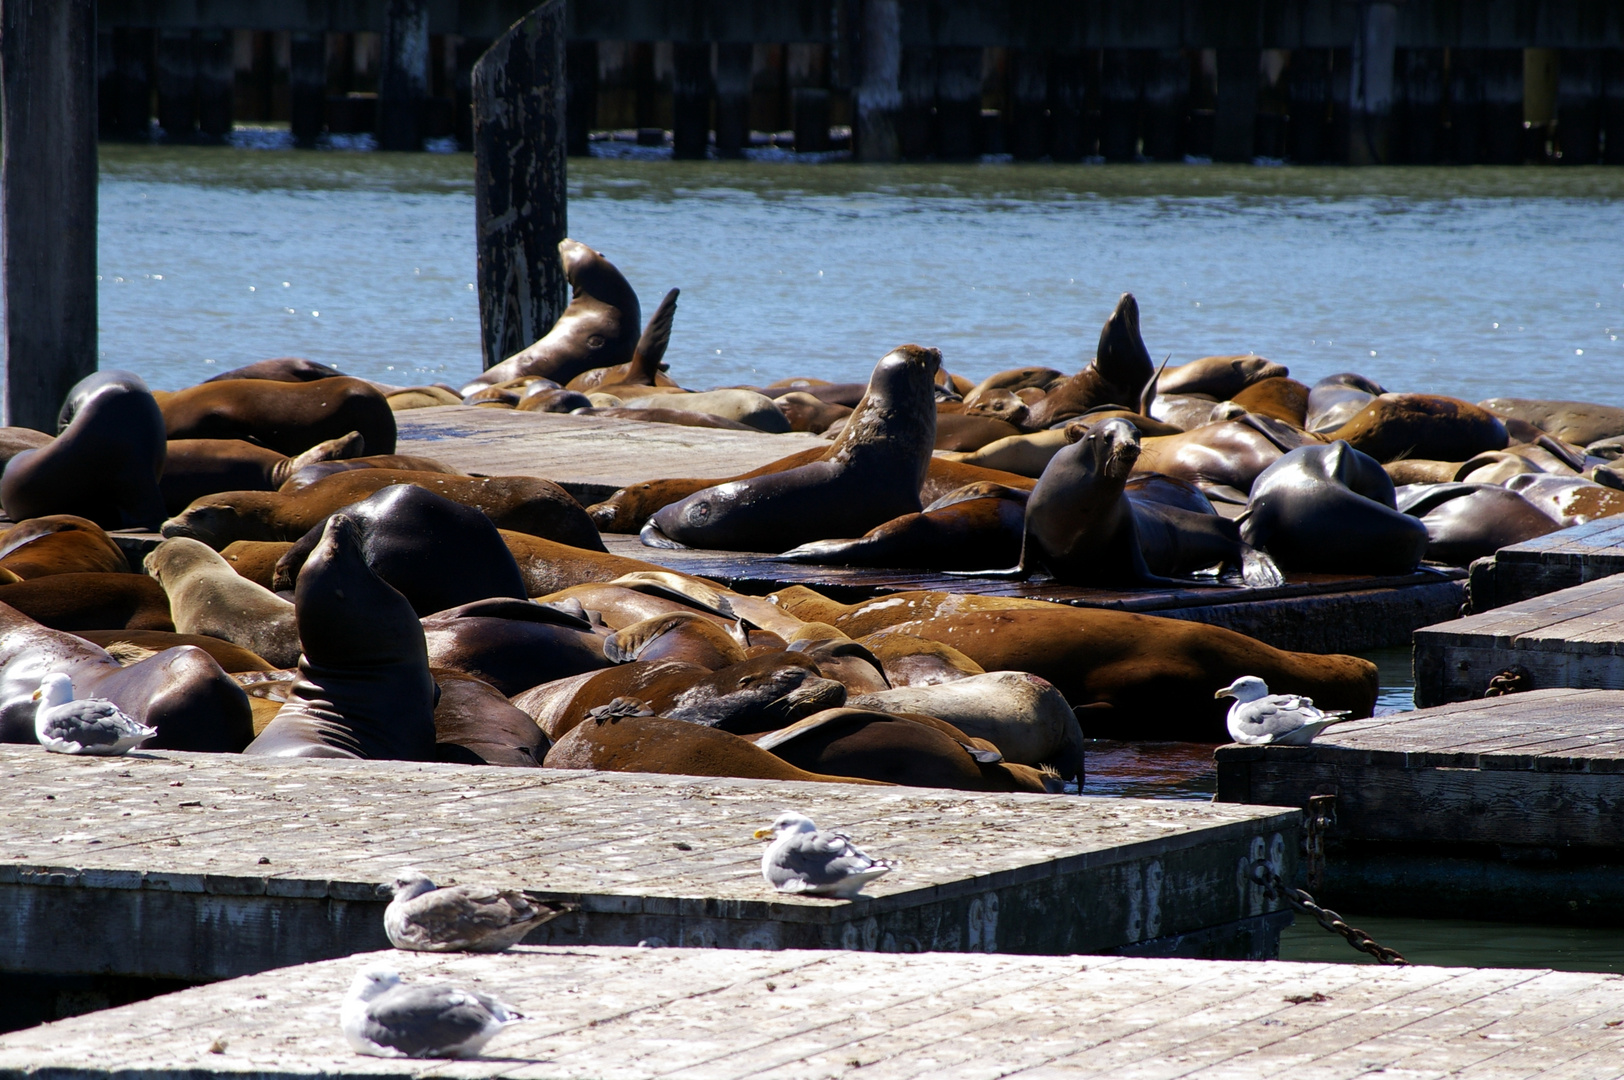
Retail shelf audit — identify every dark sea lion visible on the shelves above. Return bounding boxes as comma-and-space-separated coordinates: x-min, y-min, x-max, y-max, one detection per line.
1229, 377, 1311, 427
1157, 354, 1288, 399
220, 540, 292, 590
1024, 293, 1156, 429
164, 469, 604, 551
276, 453, 465, 493
421, 597, 608, 697
270, 484, 527, 615
1393, 483, 1560, 566
464, 240, 642, 393
0, 428, 54, 472
429, 668, 550, 767
1133, 414, 1317, 497
160, 376, 396, 456
642, 345, 939, 551
0, 516, 130, 579
935, 412, 1023, 452
0, 370, 167, 530
1239, 441, 1431, 575
1479, 397, 1624, 447
752, 709, 1057, 792
1148, 392, 1222, 432
0, 573, 173, 632
244, 513, 437, 760
565, 287, 679, 394
203, 357, 343, 383
778, 488, 1027, 570
542, 709, 885, 784
1323, 394, 1508, 463
0, 600, 251, 751
517, 389, 594, 413
73, 629, 274, 673
1305, 373, 1386, 433
144, 537, 301, 668
603, 612, 748, 669
775, 392, 852, 434
160, 433, 366, 515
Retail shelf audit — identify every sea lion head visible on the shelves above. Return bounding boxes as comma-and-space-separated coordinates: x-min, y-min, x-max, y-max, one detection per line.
1094, 293, 1153, 398
831, 344, 941, 463
161, 500, 247, 547
1081, 417, 1142, 482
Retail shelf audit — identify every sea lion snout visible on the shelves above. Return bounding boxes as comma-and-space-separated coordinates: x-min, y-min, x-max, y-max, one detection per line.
885, 344, 942, 377
1094, 419, 1142, 479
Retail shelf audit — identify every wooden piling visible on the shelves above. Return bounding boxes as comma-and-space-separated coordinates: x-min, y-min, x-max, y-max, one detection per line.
713, 43, 751, 157
1604, 49, 1624, 165
472, 0, 567, 372
1556, 49, 1602, 164
855, 0, 901, 162
671, 41, 712, 159
1, 0, 98, 434
1099, 49, 1138, 161
1286, 48, 1329, 162
195, 29, 233, 140
1396, 48, 1444, 163
1213, 48, 1258, 162
897, 44, 935, 158
378, 0, 428, 150
935, 46, 982, 159
452, 37, 488, 150
1005, 48, 1047, 160
1141, 49, 1186, 160
111, 27, 154, 140
1047, 48, 1092, 161
1480, 48, 1524, 163
793, 87, 831, 152
1348, 2, 1395, 165
155, 30, 197, 141
288, 31, 325, 145
565, 40, 598, 156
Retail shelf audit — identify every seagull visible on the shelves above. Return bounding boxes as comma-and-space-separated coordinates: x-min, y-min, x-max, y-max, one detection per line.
384, 870, 576, 953
340, 965, 526, 1059
33, 672, 156, 756
754, 812, 894, 900
1215, 676, 1351, 746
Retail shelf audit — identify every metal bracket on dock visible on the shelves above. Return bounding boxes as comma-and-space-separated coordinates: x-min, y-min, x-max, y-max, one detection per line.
1303, 794, 1336, 892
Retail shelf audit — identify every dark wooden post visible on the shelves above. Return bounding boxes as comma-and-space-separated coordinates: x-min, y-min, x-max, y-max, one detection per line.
1047, 48, 1090, 161
897, 44, 935, 158
565, 40, 598, 156
155, 30, 197, 141
1348, 1, 1396, 164
379, 0, 428, 150
1604, 50, 1624, 165
196, 29, 233, 140
1141, 49, 1186, 160
1006, 48, 1047, 160
1398, 49, 1445, 164
2, 0, 98, 432
473, 0, 568, 372
714, 42, 753, 157
1099, 49, 1138, 161
1556, 49, 1601, 164
934, 46, 982, 159
671, 42, 712, 159
289, 32, 326, 145
453, 37, 490, 150
793, 87, 831, 152
855, 0, 901, 162
1286, 49, 1329, 163
1214, 48, 1259, 162
1480, 49, 1524, 164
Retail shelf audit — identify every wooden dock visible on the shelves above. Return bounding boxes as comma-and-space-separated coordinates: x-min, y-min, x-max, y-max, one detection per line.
1415, 574, 1624, 706
1214, 689, 1624, 923
7, 946, 1624, 1079
0, 746, 1301, 982
1467, 518, 1624, 614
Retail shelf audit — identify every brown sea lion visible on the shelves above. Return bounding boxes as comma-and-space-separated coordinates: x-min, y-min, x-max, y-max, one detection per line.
499, 531, 699, 597
219, 540, 292, 590
642, 345, 939, 551
1229, 377, 1311, 427
160, 432, 366, 515
960, 389, 1031, 428
777, 486, 1027, 570
163, 469, 604, 551
0, 370, 167, 530
542, 708, 885, 785
73, 629, 274, 674
571, 406, 759, 431
421, 597, 608, 698
1024, 293, 1156, 429
565, 287, 680, 394
1323, 394, 1508, 463
964, 366, 1066, 405
1384, 459, 1463, 486
0, 600, 251, 751
1479, 398, 1624, 448
143, 537, 301, 668
1156, 354, 1288, 399
203, 357, 343, 383
856, 631, 985, 686
602, 612, 748, 669
463, 239, 642, 393
643, 652, 848, 736
244, 513, 437, 760
0, 516, 130, 579
514, 660, 708, 740
0, 573, 173, 632
386, 386, 464, 410
276, 453, 466, 493
1503, 473, 1624, 527
517, 388, 595, 413
160, 376, 396, 456
430, 668, 549, 767
1393, 483, 1560, 566
0, 427, 55, 473
1305, 373, 1385, 433
935, 412, 1023, 452
775, 392, 852, 434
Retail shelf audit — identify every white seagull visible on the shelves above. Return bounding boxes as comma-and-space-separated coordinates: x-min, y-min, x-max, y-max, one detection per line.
1215, 675, 1351, 746
385, 870, 576, 953
754, 812, 894, 900
340, 966, 526, 1059
33, 672, 156, 755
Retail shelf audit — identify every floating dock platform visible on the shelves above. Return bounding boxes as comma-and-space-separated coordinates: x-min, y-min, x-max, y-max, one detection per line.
1466, 518, 1624, 613
0, 746, 1300, 982
6, 946, 1624, 1079
1214, 689, 1624, 923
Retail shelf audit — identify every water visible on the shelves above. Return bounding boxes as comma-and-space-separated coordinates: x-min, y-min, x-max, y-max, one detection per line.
1280, 914, 1624, 972
93, 144, 1624, 398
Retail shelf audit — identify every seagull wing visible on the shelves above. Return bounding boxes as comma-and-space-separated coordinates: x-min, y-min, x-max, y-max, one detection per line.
770, 830, 888, 894
1233, 696, 1324, 741
362, 985, 504, 1058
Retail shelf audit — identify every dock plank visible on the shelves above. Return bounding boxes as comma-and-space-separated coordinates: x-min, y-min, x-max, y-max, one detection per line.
4, 948, 1623, 1080
1467, 518, 1624, 612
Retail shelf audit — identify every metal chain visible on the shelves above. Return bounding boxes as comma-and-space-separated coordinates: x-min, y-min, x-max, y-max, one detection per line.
1249, 860, 1410, 966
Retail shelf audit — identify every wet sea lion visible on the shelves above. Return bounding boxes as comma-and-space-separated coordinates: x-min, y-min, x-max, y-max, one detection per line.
1305, 373, 1385, 433
421, 597, 609, 697
270, 484, 528, 615
0, 517, 130, 579
463, 239, 642, 393
0, 573, 173, 632
1229, 377, 1311, 427
0, 370, 167, 530
775, 392, 852, 434
1239, 442, 1431, 575
644, 652, 847, 736
164, 469, 604, 552
1133, 414, 1317, 498
430, 668, 549, 767
1323, 394, 1508, 463
1503, 473, 1624, 527
935, 412, 1023, 452
964, 366, 1066, 404
565, 287, 679, 394
939, 428, 1074, 478
160, 376, 397, 456
245, 513, 437, 760
1384, 459, 1464, 486
160, 433, 366, 515
144, 537, 301, 668
642, 345, 940, 551
1157, 354, 1288, 399
603, 612, 747, 670
1393, 483, 1560, 566
203, 357, 343, 383
73, 629, 274, 674
0, 600, 251, 751
777, 486, 1027, 570
1024, 293, 1156, 428
1479, 398, 1624, 448
276, 453, 466, 493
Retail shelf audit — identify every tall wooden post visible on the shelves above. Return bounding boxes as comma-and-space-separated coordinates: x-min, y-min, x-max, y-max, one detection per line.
473, 0, 567, 372
897, 44, 935, 158
195, 29, 233, 140
935, 46, 982, 159
2, 0, 98, 432
379, 0, 428, 150
855, 0, 901, 162
565, 40, 598, 156
289, 32, 327, 145
1348, 1, 1396, 164
714, 42, 752, 157
155, 30, 197, 141
1141, 49, 1187, 160
1099, 49, 1138, 161
1214, 48, 1259, 162
671, 42, 712, 159
1287, 49, 1330, 163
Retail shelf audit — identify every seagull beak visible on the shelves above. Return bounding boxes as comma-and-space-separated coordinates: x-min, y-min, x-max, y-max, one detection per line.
1213, 689, 1230, 699
753, 828, 773, 840
30, 690, 40, 701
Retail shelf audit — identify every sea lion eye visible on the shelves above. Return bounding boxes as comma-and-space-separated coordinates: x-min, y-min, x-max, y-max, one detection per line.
587, 335, 606, 349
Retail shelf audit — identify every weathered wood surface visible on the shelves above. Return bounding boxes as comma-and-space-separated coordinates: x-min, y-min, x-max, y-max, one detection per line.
1468, 518, 1624, 613
7, 947, 1624, 1080
0, 746, 1297, 980
1415, 574, 1624, 706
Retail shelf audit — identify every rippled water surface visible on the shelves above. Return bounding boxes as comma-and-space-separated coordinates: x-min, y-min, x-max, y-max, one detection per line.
93, 145, 1624, 397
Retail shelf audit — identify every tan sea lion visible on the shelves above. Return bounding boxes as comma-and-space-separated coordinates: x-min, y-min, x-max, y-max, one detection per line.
144, 537, 301, 668
1229, 377, 1311, 427
935, 412, 1023, 452
855, 631, 985, 686
75, 629, 273, 673
1479, 398, 1624, 448
775, 392, 852, 433
499, 530, 700, 597
160, 376, 396, 456
1157, 354, 1288, 399
0, 516, 130, 579
386, 386, 463, 410
1323, 394, 1508, 463
160, 432, 365, 515
203, 358, 343, 383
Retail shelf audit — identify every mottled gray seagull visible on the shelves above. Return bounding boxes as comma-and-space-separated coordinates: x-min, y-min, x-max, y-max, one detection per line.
755, 812, 894, 899
33, 672, 155, 756
340, 966, 525, 1059
1216, 675, 1351, 746
385, 870, 576, 953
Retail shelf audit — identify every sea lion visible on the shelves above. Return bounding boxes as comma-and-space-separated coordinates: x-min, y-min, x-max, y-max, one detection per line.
542, 709, 884, 785
855, 631, 985, 686
429, 668, 549, 767
73, 629, 274, 674
219, 540, 292, 590
270, 484, 528, 615
938, 428, 1074, 478
603, 612, 748, 670
850, 670, 1084, 780
0, 370, 167, 530
1157, 355, 1288, 399
159, 432, 366, 515
0, 600, 251, 751
0, 573, 173, 632
960, 389, 1030, 428
244, 513, 437, 760
1305, 373, 1385, 433
276, 453, 466, 493
499, 530, 697, 597
1024, 293, 1156, 428
775, 392, 852, 434
1393, 483, 1560, 566
163, 469, 605, 552
0, 516, 130, 579
644, 652, 847, 735
514, 660, 708, 740
1479, 398, 1624, 448
1502, 473, 1624, 527
935, 412, 1023, 452
160, 376, 396, 456
203, 357, 343, 383
565, 287, 680, 394
1322, 394, 1508, 463
519, 389, 595, 413
143, 537, 301, 668
463, 239, 642, 393
1133, 414, 1318, 498
615, 389, 790, 433
421, 598, 609, 697
1239, 441, 1432, 575
964, 366, 1066, 404
386, 386, 464, 410
1384, 459, 1464, 486
778, 486, 1027, 570
571, 406, 759, 431
1229, 377, 1311, 427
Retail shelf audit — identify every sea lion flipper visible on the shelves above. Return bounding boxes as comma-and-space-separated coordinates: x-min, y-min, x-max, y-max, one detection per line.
1139, 355, 1170, 418
630, 288, 680, 380
1240, 546, 1285, 589
638, 521, 690, 549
